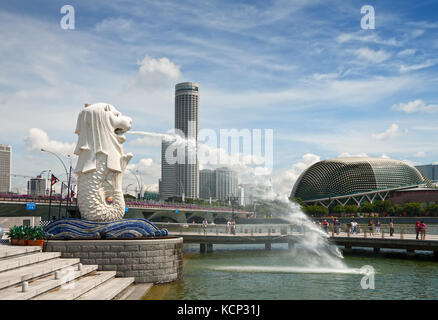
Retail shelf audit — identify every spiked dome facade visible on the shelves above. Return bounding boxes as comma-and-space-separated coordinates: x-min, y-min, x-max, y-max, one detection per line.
291, 157, 430, 207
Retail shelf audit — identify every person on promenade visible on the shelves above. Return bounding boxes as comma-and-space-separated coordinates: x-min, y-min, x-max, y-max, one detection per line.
389, 218, 394, 237
333, 218, 338, 235
375, 219, 381, 234
231, 219, 236, 235
202, 218, 208, 235
226, 220, 231, 234
368, 220, 374, 237
353, 220, 358, 234
322, 220, 329, 233
415, 221, 421, 240
419, 221, 426, 240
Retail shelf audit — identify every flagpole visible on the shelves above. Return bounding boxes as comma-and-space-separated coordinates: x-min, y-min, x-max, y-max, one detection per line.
48, 174, 53, 219
58, 182, 64, 219
66, 164, 72, 217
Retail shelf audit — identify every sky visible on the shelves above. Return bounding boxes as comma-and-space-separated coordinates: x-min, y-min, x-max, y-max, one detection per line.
1, 0, 437, 196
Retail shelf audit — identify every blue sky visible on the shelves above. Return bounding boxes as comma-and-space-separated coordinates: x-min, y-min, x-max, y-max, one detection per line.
1, 0, 437, 195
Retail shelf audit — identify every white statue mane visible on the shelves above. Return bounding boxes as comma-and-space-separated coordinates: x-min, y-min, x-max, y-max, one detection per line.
74, 103, 133, 222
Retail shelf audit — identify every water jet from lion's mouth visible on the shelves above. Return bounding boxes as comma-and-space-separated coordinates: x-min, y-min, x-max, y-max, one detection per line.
126, 129, 346, 272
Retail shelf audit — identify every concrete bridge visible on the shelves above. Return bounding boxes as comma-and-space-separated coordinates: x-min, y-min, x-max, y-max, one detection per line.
155, 222, 438, 257
0, 197, 253, 224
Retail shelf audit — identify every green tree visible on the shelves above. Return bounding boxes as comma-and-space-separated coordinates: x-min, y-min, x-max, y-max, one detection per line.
345, 205, 358, 214
331, 204, 345, 214
402, 202, 424, 216
360, 202, 375, 213
374, 200, 392, 214
426, 203, 438, 217
303, 205, 328, 216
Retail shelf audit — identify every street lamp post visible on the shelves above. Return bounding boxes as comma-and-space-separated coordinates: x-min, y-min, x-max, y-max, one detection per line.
128, 169, 141, 200
41, 149, 71, 219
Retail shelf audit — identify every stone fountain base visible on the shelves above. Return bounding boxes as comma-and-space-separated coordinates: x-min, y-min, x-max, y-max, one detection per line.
44, 237, 183, 283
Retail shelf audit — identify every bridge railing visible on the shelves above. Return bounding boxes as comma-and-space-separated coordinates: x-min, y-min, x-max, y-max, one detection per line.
325, 223, 438, 236
0, 195, 250, 213
154, 221, 438, 237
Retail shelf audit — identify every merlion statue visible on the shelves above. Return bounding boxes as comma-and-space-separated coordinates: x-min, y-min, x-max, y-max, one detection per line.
74, 103, 133, 221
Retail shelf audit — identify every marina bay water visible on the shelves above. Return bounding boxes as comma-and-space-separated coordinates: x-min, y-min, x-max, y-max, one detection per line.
144, 244, 438, 300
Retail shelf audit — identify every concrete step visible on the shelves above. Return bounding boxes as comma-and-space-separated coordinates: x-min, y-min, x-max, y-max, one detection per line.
0, 258, 80, 290
0, 252, 61, 273
0, 264, 98, 300
33, 271, 117, 300
0, 246, 41, 260
76, 277, 135, 300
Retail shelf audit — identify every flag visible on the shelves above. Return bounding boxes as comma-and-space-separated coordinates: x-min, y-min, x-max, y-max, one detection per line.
61, 182, 69, 198
70, 188, 75, 199
51, 174, 59, 186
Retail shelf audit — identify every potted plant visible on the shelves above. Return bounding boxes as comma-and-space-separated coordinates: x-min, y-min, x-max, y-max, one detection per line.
6, 226, 27, 245
26, 226, 46, 246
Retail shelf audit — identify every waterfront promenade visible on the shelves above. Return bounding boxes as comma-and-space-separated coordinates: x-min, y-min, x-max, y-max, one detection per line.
163, 223, 438, 256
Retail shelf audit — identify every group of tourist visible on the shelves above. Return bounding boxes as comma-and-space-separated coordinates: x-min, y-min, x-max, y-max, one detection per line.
415, 221, 427, 240
226, 219, 237, 235
316, 218, 427, 239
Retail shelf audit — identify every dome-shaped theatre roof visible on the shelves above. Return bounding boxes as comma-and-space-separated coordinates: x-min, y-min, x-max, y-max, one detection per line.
291, 157, 428, 201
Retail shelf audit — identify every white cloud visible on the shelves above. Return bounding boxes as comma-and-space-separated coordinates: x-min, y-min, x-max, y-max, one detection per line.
381, 154, 390, 159
400, 59, 438, 72
351, 47, 391, 63
336, 32, 400, 46
24, 128, 75, 156
392, 99, 438, 113
371, 123, 402, 141
132, 56, 182, 90
415, 151, 426, 158
397, 49, 416, 57
272, 153, 320, 196
337, 152, 368, 158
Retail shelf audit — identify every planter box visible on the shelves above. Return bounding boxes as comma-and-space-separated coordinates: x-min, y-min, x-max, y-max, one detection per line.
27, 239, 44, 246
11, 239, 26, 246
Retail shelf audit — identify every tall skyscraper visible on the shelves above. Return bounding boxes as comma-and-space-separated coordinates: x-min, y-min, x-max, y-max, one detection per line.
216, 167, 238, 201
174, 82, 200, 199
0, 144, 11, 193
27, 177, 46, 197
200, 169, 216, 200
159, 82, 200, 200
415, 164, 438, 183
159, 138, 176, 200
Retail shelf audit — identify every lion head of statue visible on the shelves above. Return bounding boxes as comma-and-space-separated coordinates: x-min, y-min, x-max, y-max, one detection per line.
74, 103, 132, 174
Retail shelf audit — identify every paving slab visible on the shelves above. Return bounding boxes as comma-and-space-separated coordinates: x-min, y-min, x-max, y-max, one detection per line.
0, 264, 98, 300
0, 258, 79, 290
0, 252, 61, 273
76, 277, 134, 300
0, 246, 41, 259
33, 271, 116, 300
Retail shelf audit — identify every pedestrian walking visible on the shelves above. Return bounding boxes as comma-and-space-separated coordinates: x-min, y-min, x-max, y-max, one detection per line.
226, 220, 231, 234
375, 219, 381, 234
202, 218, 208, 235
415, 221, 420, 240
389, 218, 394, 237
368, 220, 374, 236
420, 221, 426, 240
322, 220, 329, 233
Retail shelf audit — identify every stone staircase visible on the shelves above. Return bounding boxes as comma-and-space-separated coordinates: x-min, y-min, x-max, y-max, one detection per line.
0, 244, 134, 300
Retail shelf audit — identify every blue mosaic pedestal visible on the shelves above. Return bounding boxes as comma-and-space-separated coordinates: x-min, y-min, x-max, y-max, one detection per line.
44, 218, 168, 239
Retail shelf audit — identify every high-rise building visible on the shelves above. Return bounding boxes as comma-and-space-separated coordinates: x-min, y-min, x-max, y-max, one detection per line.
159, 138, 176, 200
415, 164, 438, 183
27, 177, 46, 197
174, 82, 200, 199
200, 169, 216, 200
0, 144, 11, 193
216, 167, 238, 201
